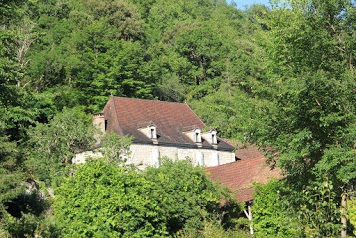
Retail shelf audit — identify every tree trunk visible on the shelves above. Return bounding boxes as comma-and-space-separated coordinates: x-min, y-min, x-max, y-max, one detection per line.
244, 202, 254, 235
341, 189, 347, 238
248, 204, 254, 235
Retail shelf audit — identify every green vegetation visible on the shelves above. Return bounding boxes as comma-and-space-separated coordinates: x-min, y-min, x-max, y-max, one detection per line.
0, 0, 355, 237
26, 107, 95, 184
55, 158, 238, 237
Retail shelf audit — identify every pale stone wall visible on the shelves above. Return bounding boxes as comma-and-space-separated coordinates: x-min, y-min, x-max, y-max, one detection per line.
128, 144, 235, 169
73, 144, 235, 169
72, 151, 103, 164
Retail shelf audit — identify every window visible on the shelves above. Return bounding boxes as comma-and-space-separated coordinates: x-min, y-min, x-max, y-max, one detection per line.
210, 129, 217, 145
196, 151, 204, 166
194, 128, 202, 143
151, 148, 160, 167
148, 125, 157, 139
211, 152, 220, 166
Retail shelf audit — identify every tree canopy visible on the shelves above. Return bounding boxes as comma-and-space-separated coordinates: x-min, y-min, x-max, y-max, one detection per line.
54, 158, 237, 237
0, 0, 355, 236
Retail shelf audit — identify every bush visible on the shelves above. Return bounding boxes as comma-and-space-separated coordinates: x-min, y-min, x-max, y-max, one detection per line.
253, 179, 341, 237
54, 158, 239, 237
144, 158, 237, 235
54, 159, 168, 237
253, 180, 302, 238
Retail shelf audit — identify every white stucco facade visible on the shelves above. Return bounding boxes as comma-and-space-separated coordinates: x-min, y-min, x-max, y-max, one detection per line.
72, 151, 103, 164
128, 144, 235, 168
73, 143, 235, 169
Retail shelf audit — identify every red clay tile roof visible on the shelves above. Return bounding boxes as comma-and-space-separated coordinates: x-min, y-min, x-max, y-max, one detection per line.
102, 97, 234, 150
235, 145, 262, 160
205, 146, 282, 202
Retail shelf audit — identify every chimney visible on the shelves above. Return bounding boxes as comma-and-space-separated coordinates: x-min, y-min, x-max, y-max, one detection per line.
93, 113, 105, 143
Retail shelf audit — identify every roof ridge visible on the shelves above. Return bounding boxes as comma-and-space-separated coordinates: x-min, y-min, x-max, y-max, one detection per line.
111, 96, 124, 135
112, 96, 207, 130
185, 102, 207, 128
112, 96, 189, 106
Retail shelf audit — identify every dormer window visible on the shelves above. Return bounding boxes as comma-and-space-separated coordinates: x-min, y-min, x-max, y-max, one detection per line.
210, 129, 217, 145
194, 128, 202, 143
200, 129, 218, 148
138, 124, 158, 144
148, 125, 157, 140
148, 125, 158, 144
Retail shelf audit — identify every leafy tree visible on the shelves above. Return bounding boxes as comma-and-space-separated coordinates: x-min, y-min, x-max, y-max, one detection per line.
0, 28, 21, 108
0, 0, 40, 140
244, 0, 356, 236
253, 178, 341, 237
253, 180, 301, 238
144, 158, 237, 235
0, 110, 54, 237
84, 0, 144, 41
100, 132, 132, 165
190, 88, 258, 139
26, 107, 95, 184
349, 198, 356, 236
265, 0, 356, 76
0, 1, 41, 235
54, 159, 169, 237
146, 0, 213, 41
54, 158, 237, 237
21, 0, 154, 112
2, 188, 55, 238
0, 126, 24, 221
147, 1, 268, 102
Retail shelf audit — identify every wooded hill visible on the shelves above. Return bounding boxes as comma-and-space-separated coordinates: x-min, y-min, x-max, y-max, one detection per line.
0, 0, 355, 237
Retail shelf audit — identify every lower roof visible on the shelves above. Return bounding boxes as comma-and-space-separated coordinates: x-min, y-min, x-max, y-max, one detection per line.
205, 145, 282, 202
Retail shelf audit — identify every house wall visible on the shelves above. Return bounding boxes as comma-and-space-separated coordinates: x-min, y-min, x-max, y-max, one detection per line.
72, 151, 103, 164
73, 144, 235, 169
128, 144, 235, 169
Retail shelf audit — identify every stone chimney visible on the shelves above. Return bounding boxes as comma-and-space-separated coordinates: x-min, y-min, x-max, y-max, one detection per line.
93, 113, 105, 143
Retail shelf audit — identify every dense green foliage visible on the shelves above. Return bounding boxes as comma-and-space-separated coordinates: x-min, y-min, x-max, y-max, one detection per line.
54, 158, 237, 237
54, 159, 168, 237
253, 179, 341, 237
100, 132, 132, 165
0, 0, 355, 236
144, 158, 236, 235
253, 180, 300, 237
0, 126, 24, 220
248, 0, 356, 236
26, 107, 95, 184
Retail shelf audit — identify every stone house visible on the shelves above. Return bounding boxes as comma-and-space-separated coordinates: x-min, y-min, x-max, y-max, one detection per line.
73, 96, 236, 168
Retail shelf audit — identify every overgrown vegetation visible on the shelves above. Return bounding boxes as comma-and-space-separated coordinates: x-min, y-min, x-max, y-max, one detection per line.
55, 158, 239, 237
0, 0, 355, 237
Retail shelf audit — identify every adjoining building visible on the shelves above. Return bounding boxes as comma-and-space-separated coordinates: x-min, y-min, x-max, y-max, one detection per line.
205, 145, 283, 235
206, 145, 282, 203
